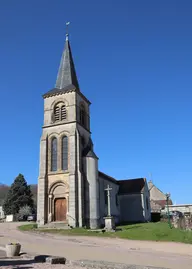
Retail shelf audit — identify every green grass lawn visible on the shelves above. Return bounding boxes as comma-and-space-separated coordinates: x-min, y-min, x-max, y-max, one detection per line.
18, 222, 192, 244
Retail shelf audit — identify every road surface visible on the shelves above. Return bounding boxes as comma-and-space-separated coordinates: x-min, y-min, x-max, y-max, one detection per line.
0, 222, 192, 269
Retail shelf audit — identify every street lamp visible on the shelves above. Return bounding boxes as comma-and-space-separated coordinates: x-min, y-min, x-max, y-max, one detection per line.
166, 192, 172, 228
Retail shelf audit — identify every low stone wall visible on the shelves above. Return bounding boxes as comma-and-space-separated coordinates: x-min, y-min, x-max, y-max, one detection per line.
171, 214, 192, 230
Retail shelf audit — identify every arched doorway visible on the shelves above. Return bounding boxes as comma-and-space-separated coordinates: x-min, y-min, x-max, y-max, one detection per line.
54, 198, 67, 221
48, 181, 69, 223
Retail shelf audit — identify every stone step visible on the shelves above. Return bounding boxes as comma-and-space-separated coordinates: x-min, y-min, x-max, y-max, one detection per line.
42, 222, 71, 229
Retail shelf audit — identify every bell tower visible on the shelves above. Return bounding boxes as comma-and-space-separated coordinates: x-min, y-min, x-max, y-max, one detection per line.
37, 26, 94, 228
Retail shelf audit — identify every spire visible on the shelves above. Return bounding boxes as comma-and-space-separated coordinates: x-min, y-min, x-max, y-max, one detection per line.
43, 23, 87, 99
55, 23, 79, 90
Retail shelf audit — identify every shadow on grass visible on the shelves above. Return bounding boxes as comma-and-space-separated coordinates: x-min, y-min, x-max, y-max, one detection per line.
118, 221, 143, 226
123, 225, 142, 230
115, 228, 123, 231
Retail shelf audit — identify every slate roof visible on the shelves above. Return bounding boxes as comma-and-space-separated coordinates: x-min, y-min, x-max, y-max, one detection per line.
43, 85, 76, 98
150, 199, 173, 213
86, 150, 99, 159
153, 199, 172, 208
43, 36, 81, 99
98, 171, 118, 184
118, 178, 146, 195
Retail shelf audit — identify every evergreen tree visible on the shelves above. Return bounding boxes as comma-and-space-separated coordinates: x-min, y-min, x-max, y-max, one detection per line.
3, 174, 34, 215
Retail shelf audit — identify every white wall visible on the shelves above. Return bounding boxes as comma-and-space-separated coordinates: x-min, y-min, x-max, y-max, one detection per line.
163, 205, 192, 215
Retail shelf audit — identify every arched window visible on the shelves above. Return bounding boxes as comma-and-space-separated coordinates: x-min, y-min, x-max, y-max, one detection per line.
62, 136, 68, 170
51, 137, 57, 171
53, 102, 67, 122
80, 104, 86, 127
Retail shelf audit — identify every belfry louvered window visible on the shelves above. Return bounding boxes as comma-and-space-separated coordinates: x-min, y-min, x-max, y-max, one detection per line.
54, 106, 60, 122
62, 136, 68, 170
51, 137, 57, 171
61, 105, 67, 120
53, 102, 67, 122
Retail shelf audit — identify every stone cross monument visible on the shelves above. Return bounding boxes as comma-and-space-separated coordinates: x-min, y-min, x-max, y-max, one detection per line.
105, 185, 112, 216
104, 184, 116, 231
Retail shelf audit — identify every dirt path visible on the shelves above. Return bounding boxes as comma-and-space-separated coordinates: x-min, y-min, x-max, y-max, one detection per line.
1, 222, 192, 269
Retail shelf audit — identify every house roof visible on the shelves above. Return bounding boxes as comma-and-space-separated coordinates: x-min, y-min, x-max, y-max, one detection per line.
150, 199, 173, 213
98, 173, 147, 194
98, 171, 118, 184
118, 178, 146, 195
154, 199, 173, 207
118, 178, 146, 194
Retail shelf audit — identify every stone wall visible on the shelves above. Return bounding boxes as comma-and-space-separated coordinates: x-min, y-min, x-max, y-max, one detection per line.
171, 214, 192, 230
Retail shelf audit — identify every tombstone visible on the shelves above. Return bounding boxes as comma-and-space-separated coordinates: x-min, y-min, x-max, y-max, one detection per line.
103, 185, 116, 231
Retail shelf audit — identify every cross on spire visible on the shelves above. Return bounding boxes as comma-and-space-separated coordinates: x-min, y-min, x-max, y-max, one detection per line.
43, 22, 80, 98
66, 22, 70, 40
54, 21, 79, 91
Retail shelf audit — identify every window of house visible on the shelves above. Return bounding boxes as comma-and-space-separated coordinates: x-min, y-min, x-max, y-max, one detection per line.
51, 137, 57, 171
62, 136, 68, 170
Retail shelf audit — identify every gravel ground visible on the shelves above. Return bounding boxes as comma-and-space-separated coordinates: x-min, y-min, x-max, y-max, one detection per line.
0, 222, 191, 269
0, 259, 168, 269
0, 250, 6, 257
0, 263, 167, 269
0, 266, 166, 269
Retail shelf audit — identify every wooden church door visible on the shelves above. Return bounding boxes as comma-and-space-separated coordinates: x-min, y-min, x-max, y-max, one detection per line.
54, 198, 67, 221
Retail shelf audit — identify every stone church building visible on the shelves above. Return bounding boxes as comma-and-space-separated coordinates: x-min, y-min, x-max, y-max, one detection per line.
37, 32, 151, 229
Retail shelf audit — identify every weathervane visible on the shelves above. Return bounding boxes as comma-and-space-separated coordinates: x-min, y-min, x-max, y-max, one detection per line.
66, 21, 70, 40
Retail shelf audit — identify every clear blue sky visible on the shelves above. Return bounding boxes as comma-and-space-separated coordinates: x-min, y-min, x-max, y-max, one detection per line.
0, 0, 192, 204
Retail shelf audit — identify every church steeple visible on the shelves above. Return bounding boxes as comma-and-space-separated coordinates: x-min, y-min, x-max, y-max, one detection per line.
55, 32, 79, 90
43, 24, 80, 98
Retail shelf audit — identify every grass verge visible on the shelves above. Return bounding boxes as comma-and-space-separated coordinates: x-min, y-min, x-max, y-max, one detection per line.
18, 222, 192, 244
18, 223, 37, 231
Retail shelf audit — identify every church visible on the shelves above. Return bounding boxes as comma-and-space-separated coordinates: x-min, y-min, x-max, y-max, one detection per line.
37, 30, 151, 229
